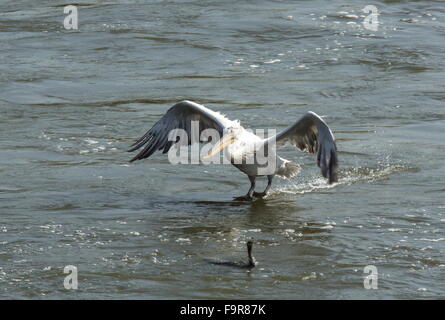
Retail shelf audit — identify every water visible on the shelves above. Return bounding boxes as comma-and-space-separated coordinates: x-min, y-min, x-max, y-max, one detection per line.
0, 0, 444, 299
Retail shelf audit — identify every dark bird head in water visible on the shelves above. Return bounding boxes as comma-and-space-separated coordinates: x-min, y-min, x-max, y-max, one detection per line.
247, 240, 256, 267
206, 240, 257, 269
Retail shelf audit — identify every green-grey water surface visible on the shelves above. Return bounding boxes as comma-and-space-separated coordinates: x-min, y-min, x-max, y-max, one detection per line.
0, 0, 444, 299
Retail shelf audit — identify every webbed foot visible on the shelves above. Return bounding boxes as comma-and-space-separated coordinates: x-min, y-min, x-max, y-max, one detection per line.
233, 195, 254, 201
253, 192, 267, 198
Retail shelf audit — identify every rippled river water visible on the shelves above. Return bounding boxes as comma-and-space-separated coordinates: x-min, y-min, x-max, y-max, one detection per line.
0, 0, 444, 299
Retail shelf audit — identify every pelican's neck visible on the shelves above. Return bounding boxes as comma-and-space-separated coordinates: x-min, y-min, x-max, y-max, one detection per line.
228, 129, 261, 151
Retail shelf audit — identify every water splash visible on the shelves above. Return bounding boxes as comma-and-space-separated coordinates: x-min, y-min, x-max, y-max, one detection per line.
273, 164, 417, 195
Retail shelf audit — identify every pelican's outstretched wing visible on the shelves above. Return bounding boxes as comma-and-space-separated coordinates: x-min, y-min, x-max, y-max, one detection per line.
128, 100, 234, 162
266, 111, 338, 184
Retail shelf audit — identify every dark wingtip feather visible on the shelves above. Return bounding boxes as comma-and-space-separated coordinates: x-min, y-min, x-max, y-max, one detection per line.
327, 149, 339, 184
127, 134, 153, 152
328, 171, 338, 184
127, 146, 139, 153
128, 149, 147, 163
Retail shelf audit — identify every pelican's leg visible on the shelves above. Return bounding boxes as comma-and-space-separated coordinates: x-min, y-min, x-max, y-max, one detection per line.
253, 175, 274, 198
234, 176, 256, 201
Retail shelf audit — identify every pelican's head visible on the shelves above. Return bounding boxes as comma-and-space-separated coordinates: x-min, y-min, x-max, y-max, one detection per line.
205, 125, 242, 159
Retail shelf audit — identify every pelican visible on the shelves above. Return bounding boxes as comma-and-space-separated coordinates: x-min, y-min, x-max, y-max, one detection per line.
128, 100, 338, 200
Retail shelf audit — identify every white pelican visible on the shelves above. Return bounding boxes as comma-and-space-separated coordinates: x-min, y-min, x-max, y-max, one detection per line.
128, 100, 338, 200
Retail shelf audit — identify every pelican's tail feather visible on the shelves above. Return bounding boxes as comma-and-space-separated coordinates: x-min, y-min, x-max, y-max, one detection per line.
276, 160, 301, 179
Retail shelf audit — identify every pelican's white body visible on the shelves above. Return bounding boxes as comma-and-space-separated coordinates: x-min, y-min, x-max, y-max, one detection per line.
224, 127, 300, 178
